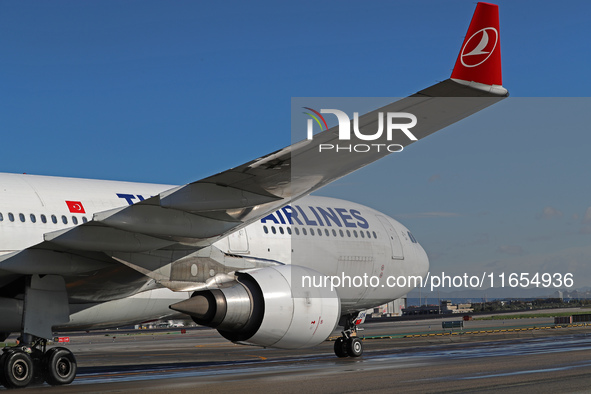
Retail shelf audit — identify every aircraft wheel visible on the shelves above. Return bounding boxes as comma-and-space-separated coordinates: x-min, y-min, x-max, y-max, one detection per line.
1, 349, 34, 388
346, 337, 363, 357
334, 337, 348, 358
0, 351, 9, 388
44, 347, 77, 386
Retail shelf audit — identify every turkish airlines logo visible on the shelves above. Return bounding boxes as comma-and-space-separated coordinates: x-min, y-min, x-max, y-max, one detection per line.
65, 201, 86, 214
460, 27, 498, 68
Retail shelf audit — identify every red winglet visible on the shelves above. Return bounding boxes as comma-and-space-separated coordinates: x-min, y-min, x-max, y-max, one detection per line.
451, 2, 502, 87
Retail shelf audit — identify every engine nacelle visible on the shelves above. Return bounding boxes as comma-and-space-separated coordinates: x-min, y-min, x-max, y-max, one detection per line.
170, 265, 340, 349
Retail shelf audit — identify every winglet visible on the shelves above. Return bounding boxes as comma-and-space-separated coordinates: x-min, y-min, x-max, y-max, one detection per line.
451, 2, 507, 95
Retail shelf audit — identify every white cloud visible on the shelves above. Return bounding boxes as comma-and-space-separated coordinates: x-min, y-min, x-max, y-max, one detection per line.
538, 206, 563, 219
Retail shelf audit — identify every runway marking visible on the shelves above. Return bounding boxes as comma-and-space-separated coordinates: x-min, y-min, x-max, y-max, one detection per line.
247, 355, 268, 360
403, 323, 591, 338
460, 361, 591, 380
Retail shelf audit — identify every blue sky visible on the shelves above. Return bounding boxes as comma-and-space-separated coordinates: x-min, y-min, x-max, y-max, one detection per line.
1, 1, 591, 291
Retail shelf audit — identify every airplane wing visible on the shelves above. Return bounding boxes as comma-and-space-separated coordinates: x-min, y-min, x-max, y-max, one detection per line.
0, 2, 507, 296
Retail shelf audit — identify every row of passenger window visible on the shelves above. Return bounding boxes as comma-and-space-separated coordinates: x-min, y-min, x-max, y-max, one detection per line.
263, 225, 378, 239
0, 212, 88, 225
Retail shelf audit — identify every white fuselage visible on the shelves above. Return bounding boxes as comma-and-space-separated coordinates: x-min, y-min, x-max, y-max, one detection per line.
0, 172, 428, 331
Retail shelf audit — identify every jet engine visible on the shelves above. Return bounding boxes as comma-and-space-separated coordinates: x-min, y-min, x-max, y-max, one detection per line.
170, 265, 340, 349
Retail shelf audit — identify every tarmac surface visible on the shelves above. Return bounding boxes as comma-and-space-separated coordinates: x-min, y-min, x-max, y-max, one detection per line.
11, 311, 591, 393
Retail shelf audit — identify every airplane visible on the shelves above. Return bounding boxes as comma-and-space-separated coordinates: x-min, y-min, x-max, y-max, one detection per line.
0, 2, 506, 389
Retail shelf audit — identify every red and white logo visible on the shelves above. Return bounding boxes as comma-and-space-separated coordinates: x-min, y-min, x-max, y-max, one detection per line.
65, 201, 86, 214
450, 3, 502, 87
460, 27, 498, 68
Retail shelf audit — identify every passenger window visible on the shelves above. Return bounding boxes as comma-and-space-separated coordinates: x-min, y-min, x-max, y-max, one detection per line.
295, 227, 300, 235
279, 227, 284, 234
360, 231, 365, 238
339, 230, 344, 237
353, 230, 358, 238
41, 214, 47, 223
271, 226, 276, 234
0, 213, 3, 221
82, 217, 88, 223
30, 214, 36, 223
325, 229, 329, 236
263, 226, 268, 234
287, 227, 292, 235
346, 230, 351, 237
62, 215, 68, 225
302, 228, 307, 235
72, 216, 78, 225
19, 213, 25, 222
310, 228, 314, 236
317, 229, 322, 236
8, 213, 14, 222
372, 231, 377, 239
332, 229, 337, 236
366, 231, 371, 238
51, 215, 57, 224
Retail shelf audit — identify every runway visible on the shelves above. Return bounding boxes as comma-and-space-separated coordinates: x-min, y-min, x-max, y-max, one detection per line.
15, 316, 591, 393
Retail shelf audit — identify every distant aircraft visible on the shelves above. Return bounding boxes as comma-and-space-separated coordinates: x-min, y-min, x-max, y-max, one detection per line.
0, 2, 506, 388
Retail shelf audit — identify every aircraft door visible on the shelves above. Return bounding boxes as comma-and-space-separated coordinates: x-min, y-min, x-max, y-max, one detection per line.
228, 228, 249, 254
377, 216, 404, 260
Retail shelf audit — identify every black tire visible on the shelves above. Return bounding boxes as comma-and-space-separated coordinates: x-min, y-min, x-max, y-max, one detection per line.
346, 337, 363, 357
44, 347, 77, 386
2, 349, 34, 388
0, 351, 10, 388
334, 337, 349, 358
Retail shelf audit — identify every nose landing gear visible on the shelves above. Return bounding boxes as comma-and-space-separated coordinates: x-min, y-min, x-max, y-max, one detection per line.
333, 313, 364, 358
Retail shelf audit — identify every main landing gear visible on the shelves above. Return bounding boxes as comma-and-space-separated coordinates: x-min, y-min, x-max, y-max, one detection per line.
0, 274, 77, 388
333, 314, 364, 358
0, 336, 77, 389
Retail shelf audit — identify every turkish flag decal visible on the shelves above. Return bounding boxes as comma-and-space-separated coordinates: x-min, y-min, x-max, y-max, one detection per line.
66, 201, 86, 214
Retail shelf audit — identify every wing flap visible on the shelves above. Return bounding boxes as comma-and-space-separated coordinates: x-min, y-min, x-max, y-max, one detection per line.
44, 224, 175, 252
95, 204, 240, 241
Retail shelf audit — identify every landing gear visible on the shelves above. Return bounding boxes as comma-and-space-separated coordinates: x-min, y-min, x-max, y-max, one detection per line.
346, 337, 363, 357
333, 313, 364, 358
0, 337, 77, 389
44, 347, 77, 386
334, 337, 348, 358
0, 274, 76, 388
0, 349, 34, 388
